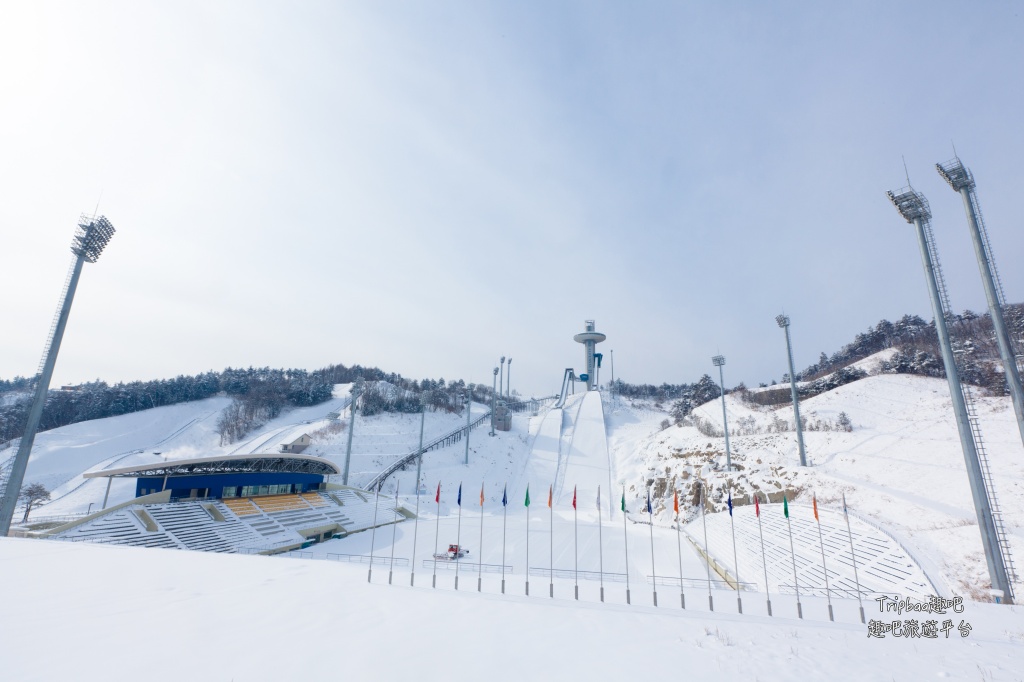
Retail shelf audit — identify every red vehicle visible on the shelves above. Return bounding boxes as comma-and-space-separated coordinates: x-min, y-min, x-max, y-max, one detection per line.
433, 544, 469, 560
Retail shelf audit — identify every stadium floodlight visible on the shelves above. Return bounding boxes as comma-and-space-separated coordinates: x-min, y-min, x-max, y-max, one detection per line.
936, 157, 1024, 449
775, 314, 808, 467
888, 183, 1016, 604
0, 215, 117, 535
711, 355, 732, 471
490, 367, 499, 436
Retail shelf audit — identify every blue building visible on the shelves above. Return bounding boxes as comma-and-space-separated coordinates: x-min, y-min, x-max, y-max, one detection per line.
85, 453, 341, 501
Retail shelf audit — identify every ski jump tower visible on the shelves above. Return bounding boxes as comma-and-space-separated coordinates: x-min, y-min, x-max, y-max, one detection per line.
573, 320, 606, 391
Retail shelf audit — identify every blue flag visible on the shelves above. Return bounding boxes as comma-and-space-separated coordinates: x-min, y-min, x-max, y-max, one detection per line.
502, 484, 507, 507
646, 490, 652, 514
728, 490, 733, 516
457, 483, 462, 507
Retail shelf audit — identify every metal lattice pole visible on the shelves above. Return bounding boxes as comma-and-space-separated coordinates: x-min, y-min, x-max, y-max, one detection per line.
0, 216, 115, 535
776, 315, 808, 467
713, 356, 732, 471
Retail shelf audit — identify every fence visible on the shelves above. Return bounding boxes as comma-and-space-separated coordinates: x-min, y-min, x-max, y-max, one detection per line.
329, 553, 409, 567
528, 567, 628, 582
424, 560, 512, 574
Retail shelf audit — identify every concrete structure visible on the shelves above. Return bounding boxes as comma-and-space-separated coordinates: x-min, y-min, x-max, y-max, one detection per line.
280, 433, 312, 454
493, 401, 512, 432
573, 320, 606, 391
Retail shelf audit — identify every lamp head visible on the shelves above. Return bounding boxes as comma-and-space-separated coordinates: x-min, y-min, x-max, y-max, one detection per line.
775, 314, 790, 328
712, 355, 725, 367
71, 215, 116, 263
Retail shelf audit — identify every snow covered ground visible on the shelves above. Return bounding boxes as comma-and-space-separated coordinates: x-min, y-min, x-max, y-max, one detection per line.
2, 537, 1023, 681
4, 360, 1024, 679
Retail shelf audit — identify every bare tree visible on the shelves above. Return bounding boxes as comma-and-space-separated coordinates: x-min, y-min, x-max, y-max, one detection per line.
19, 483, 50, 522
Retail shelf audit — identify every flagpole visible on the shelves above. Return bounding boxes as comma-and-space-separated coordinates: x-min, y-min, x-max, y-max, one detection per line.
548, 484, 554, 599
597, 486, 605, 603
814, 495, 834, 621
755, 492, 772, 616
388, 482, 399, 585
648, 490, 657, 607
784, 495, 803, 619
675, 491, 685, 609
573, 486, 579, 600
410, 403, 427, 586
729, 487, 742, 614
478, 482, 485, 592
525, 484, 531, 596
501, 483, 508, 594
622, 486, 631, 605
455, 482, 463, 590
368, 481, 382, 583
432, 483, 441, 588
842, 494, 865, 623
410, 461, 422, 586
701, 480, 713, 611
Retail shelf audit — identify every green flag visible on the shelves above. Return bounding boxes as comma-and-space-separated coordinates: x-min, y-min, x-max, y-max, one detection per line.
783, 494, 789, 518
620, 489, 626, 512
525, 485, 531, 507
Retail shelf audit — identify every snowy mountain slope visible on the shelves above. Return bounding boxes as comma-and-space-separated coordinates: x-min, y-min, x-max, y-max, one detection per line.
616, 365, 1024, 601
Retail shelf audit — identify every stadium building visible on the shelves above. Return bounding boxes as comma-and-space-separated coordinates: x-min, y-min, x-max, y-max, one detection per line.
35, 454, 407, 555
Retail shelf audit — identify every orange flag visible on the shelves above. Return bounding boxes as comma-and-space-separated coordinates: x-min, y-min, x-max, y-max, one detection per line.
813, 494, 819, 521
480, 483, 485, 507
547, 485, 552, 508
673, 490, 679, 515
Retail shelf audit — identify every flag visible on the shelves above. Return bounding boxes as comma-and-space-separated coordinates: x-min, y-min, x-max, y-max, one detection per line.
480, 483, 485, 507
620, 488, 626, 512
572, 486, 577, 510
842, 492, 849, 520
547, 485, 552, 508
783, 494, 789, 518
502, 484, 507, 507
525, 485, 531, 507
754, 492, 760, 518
673, 490, 679, 515
435, 482, 441, 504
596, 486, 601, 512
813, 494, 819, 521
646, 490, 652, 514
728, 490, 733, 516
457, 483, 462, 507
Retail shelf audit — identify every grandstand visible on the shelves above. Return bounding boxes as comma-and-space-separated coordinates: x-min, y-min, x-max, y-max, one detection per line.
34, 454, 409, 555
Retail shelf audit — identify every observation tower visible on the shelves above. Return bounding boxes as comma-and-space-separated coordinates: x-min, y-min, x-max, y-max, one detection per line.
573, 320, 606, 391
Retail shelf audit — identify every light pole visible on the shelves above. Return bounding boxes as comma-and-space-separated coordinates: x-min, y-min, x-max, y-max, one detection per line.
490, 367, 498, 436
0, 215, 116, 535
499, 357, 506, 400
464, 385, 473, 465
342, 378, 363, 486
506, 358, 512, 399
776, 315, 808, 467
712, 355, 732, 471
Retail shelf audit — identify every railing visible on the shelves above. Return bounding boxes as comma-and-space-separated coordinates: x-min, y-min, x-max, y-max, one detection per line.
528, 567, 628, 582
647, 575, 753, 590
363, 411, 492, 491
330, 553, 409, 567
425, 560, 511, 574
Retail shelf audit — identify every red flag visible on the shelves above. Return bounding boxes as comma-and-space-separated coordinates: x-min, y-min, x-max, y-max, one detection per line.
673, 490, 679, 515
754, 493, 760, 517
547, 485, 552, 508
435, 482, 441, 504
572, 486, 577, 510
813, 494, 819, 521
480, 483, 485, 507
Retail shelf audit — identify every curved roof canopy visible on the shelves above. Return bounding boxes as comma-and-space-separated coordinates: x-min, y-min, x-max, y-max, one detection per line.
84, 453, 341, 479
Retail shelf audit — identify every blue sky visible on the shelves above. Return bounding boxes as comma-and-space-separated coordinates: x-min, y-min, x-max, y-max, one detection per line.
1, 1, 1022, 396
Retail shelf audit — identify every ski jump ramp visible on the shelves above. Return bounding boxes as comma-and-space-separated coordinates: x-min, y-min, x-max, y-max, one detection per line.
523, 391, 613, 518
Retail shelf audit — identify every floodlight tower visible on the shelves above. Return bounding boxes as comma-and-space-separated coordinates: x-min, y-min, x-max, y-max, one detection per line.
888, 184, 1015, 603
712, 355, 733, 471
0, 215, 116, 535
573, 320, 606, 391
506, 358, 512, 399
775, 315, 808, 467
490, 367, 498, 436
936, 157, 1024, 448
499, 357, 506, 400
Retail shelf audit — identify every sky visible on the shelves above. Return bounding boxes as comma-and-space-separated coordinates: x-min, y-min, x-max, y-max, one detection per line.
1, 1, 1023, 397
